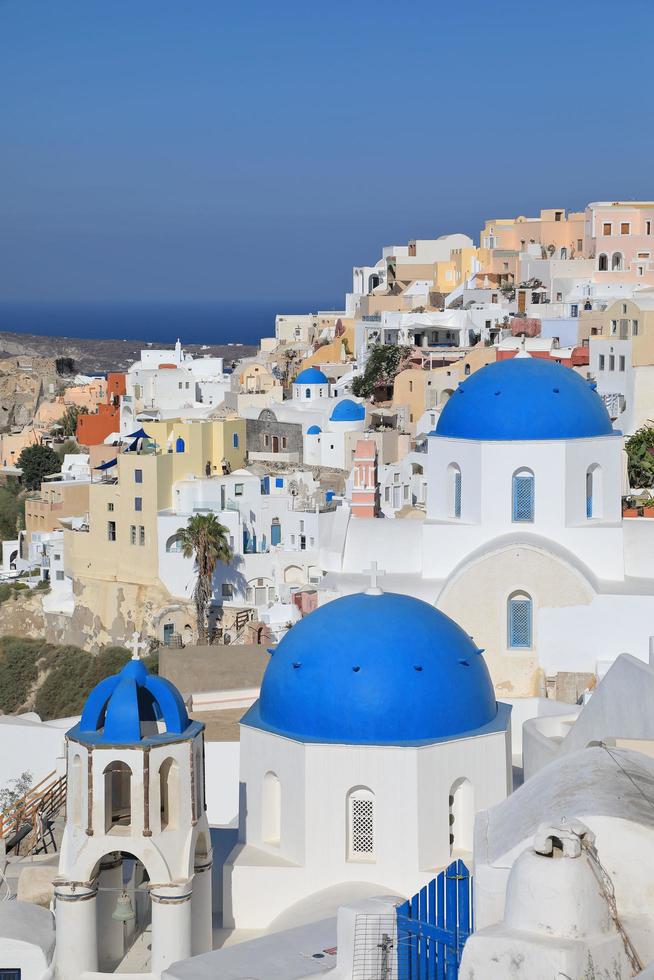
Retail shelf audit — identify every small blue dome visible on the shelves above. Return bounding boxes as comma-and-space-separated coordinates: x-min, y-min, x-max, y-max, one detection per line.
249, 592, 498, 744
330, 398, 366, 423
72, 659, 193, 745
435, 358, 614, 441
307, 425, 322, 435
295, 367, 329, 385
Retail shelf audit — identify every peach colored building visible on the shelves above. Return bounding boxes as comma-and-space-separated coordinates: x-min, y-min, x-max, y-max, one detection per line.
24, 478, 90, 542
76, 373, 125, 446
480, 208, 585, 255
0, 428, 41, 469
584, 201, 654, 284
351, 439, 380, 518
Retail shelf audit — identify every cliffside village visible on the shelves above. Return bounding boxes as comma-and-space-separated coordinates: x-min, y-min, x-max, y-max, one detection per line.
5, 201, 654, 979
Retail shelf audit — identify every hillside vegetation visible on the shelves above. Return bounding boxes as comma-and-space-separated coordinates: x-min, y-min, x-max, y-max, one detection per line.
0, 637, 158, 721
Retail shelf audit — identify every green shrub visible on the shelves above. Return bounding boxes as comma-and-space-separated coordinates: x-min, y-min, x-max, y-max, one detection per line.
0, 637, 43, 713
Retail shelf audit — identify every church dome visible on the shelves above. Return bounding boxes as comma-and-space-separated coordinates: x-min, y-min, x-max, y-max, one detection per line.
307, 424, 322, 435
251, 592, 497, 744
294, 367, 329, 385
435, 358, 614, 441
330, 399, 366, 423
73, 659, 192, 745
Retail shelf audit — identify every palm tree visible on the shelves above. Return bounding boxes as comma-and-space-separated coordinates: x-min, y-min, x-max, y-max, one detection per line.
177, 514, 232, 645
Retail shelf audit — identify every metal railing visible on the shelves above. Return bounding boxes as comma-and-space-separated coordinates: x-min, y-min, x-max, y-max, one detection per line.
0, 770, 67, 855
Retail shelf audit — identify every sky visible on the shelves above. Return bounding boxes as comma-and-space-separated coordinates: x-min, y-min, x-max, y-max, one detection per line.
1, 0, 654, 307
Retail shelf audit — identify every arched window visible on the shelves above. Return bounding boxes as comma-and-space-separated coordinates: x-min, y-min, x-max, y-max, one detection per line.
598, 253, 608, 271
447, 463, 462, 519
159, 757, 180, 831
512, 469, 535, 522
586, 464, 602, 519
262, 771, 281, 845
508, 592, 533, 649
441, 389, 454, 405
175, 437, 185, 453
464, 364, 471, 376
612, 252, 624, 271
271, 518, 281, 546
347, 786, 375, 861
305, 388, 311, 399
165, 534, 183, 554
232, 432, 239, 449
449, 778, 474, 854
195, 744, 204, 817
104, 761, 131, 832
560, 247, 567, 260
71, 754, 82, 828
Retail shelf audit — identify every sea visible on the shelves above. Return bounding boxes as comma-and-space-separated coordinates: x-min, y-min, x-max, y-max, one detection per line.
0, 300, 340, 347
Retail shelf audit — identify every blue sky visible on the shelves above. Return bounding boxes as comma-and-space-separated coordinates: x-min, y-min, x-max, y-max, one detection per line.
1, 0, 653, 305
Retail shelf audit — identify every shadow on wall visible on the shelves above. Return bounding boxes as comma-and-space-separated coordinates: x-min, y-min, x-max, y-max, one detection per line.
210, 824, 239, 923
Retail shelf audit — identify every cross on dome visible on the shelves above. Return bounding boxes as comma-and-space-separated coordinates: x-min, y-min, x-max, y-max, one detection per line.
129, 631, 148, 661
364, 561, 385, 595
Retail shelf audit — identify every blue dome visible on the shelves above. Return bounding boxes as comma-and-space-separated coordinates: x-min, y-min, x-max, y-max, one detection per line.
435, 358, 613, 441
295, 367, 329, 385
306, 424, 322, 435
249, 592, 498, 744
330, 398, 366, 423
71, 659, 194, 745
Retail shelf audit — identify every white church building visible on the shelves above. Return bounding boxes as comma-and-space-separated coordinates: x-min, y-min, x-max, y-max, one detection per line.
320, 357, 654, 696
223, 588, 511, 929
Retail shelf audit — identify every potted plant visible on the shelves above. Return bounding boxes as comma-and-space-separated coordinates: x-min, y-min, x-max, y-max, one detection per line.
643, 497, 654, 518
623, 495, 640, 518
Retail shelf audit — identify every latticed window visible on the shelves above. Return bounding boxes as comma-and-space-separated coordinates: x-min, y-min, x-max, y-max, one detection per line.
508, 593, 532, 649
512, 471, 534, 522
454, 470, 462, 518
348, 788, 375, 860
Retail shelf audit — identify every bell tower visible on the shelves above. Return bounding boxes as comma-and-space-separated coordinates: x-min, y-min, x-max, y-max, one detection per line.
55, 649, 212, 978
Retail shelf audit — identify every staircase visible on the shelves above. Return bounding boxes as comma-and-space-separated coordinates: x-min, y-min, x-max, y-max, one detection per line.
0, 770, 67, 856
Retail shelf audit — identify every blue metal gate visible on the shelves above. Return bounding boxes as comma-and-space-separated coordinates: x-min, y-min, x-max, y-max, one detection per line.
396, 860, 473, 979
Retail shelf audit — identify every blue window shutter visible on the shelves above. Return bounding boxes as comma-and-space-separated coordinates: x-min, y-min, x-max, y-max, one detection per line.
233, 432, 239, 449
275, 477, 284, 488
454, 470, 462, 518
509, 597, 532, 648
512, 474, 534, 522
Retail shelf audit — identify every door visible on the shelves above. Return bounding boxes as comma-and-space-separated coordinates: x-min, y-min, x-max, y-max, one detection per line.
272, 435, 279, 453
518, 290, 526, 313
163, 623, 174, 646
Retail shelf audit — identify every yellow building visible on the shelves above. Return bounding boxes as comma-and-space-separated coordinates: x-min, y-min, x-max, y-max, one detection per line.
64, 417, 246, 589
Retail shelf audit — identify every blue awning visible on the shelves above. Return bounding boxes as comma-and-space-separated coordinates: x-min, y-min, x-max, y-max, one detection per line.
126, 428, 152, 440
94, 458, 118, 471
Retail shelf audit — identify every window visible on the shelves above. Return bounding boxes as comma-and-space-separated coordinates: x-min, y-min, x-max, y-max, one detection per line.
104, 761, 131, 831
235, 483, 244, 496
107, 502, 114, 512
612, 253, 624, 271
586, 464, 602, 519
598, 254, 608, 271
264, 434, 270, 448
107, 521, 116, 542
571, 304, 578, 318
0, 970, 22, 980
262, 771, 281, 845
622, 304, 628, 314
139, 526, 145, 546
621, 222, 630, 235
159, 757, 179, 831
647, 220, 652, 235
135, 469, 143, 484
305, 388, 311, 398
508, 592, 532, 649
603, 222, 612, 236
577, 239, 583, 251
281, 436, 287, 449
56, 570, 65, 581
222, 583, 233, 598
610, 320, 617, 335
347, 787, 375, 860
599, 355, 605, 371
165, 534, 182, 553
275, 477, 284, 488
633, 320, 639, 336
512, 470, 535, 522
448, 464, 462, 519
556, 292, 563, 302
609, 355, 615, 371
449, 778, 474, 854
233, 432, 239, 449
135, 497, 142, 512
619, 355, 626, 372
271, 518, 281, 546
130, 525, 136, 545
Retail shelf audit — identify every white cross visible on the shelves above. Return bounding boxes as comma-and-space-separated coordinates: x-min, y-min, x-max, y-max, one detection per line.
364, 561, 385, 596
129, 631, 148, 662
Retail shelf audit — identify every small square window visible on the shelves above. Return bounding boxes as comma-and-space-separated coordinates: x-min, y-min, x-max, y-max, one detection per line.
619, 355, 626, 371
130, 525, 136, 545
221, 583, 233, 598
235, 483, 244, 496
621, 222, 630, 235
603, 222, 612, 236
107, 521, 116, 542
135, 469, 143, 484
609, 355, 615, 371
139, 526, 145, 546
107, 502, 114, 512
275, 477, 284, 488
135, 497, 142, 512
599, 355, 605, 370
56, 570, 65, 581
633, 320, 639, 336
